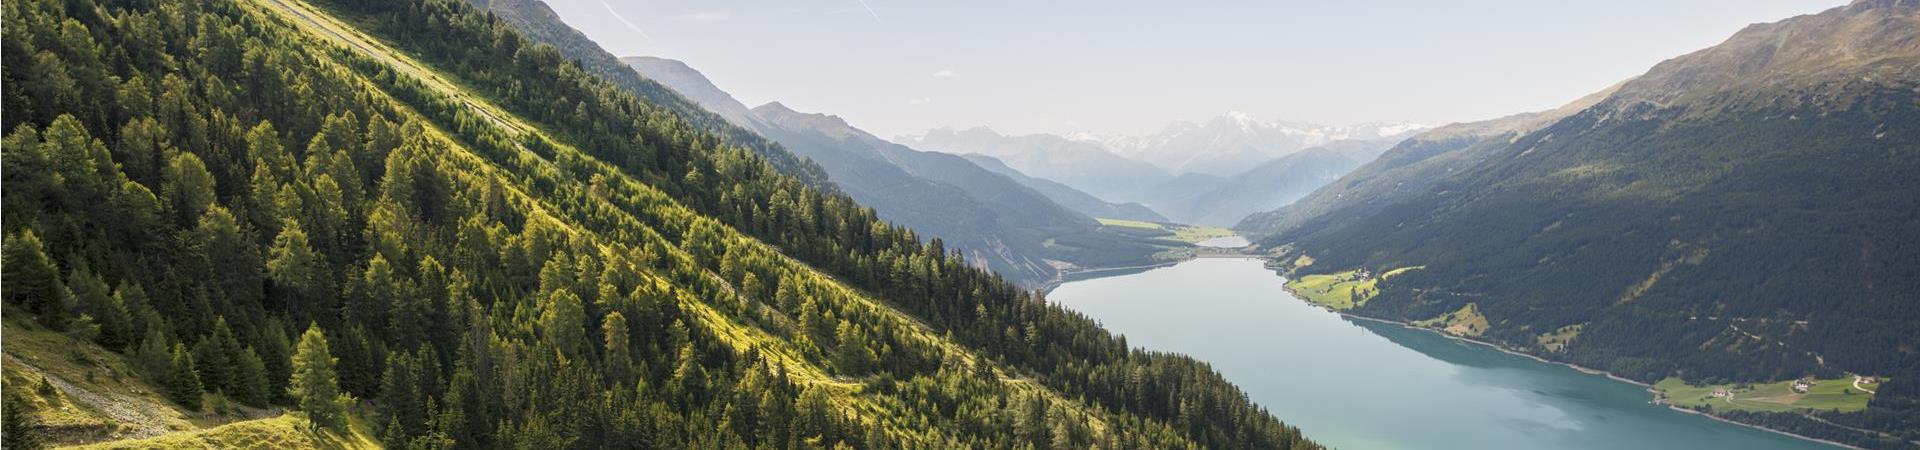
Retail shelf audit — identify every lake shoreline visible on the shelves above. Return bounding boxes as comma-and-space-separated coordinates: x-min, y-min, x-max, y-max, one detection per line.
1036, 238, 1255, 294
1269, 264, 1868, 450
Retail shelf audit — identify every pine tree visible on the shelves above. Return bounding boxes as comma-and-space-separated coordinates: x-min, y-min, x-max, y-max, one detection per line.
602, 312, 633, 383
162, 152, 216, 226
382, 415, 409, 450
115, 282, 159, 350
266, 220, 327, 322
194, 207, 263, 310
3, 385, 42, 450
256, 319, 295, 403
291, 324, 350, 430
4, 231, 68, 330
538, 289, 586, 358
231, 347, 271, 407
380, 351, 424, 436
193, 317, 242, 395
833, 322, 873, 375
796, 385, 834, 441
166, 343, 204, 410
133, 326, 173, 379
67, 266, 130, 349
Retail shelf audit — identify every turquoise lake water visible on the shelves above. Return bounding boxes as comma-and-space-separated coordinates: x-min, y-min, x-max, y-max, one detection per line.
1047, 257, 1841, 450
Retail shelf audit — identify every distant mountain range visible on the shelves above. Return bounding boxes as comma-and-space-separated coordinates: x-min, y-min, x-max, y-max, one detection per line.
1084, 113, 1426, 177
1238, 1, 1920, 446
907, 119, 1424, 227
625, 57, 1172, 286
901, 127, 1175, 205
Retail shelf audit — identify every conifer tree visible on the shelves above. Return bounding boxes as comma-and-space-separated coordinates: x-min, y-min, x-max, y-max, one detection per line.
602, 312, 634, 383
266, 220, 326, 322
231, 347, 272, 407
4, 231, 68, 330
67, 266, 130, 349
166, 343, 204, 410
162, 152, 216, 226
132, 325, 173, 377
380, 351, 424, 436
539, 289, 586, 358
3, 385, 42, 450
194, 317, 243, 395
291, 325, 350, 430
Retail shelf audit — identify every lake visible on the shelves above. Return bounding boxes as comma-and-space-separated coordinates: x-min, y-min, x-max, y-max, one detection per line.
1047, 257, 1842, 450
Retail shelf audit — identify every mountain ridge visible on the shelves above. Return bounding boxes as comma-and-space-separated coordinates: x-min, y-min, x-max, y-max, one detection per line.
624, 56, 1178, 286
1238, 2, 1920, 446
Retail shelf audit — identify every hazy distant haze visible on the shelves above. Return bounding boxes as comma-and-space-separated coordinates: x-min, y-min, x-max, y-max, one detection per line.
542, 0, 1839, 138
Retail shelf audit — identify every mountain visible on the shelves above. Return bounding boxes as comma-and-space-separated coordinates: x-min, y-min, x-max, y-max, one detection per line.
961, 154, 1168, 222
1091, 113, 1427, 176
624, 57, 1170, 285
0, 0, 1319, 448
901, 127, 1175, 203
620, 56, 775, 133
1241, 1, 1920, 446
1159, 143, 1373, 227
461, 0, 829, 188
904, 120, 1423, 226
1234, 83, 1622, 236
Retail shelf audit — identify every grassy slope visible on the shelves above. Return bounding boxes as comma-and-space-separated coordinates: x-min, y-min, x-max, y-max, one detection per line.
3, 317, 197, 446
2, 315, 342, 449
1410, 303, 1489, 337
1095, 218, 1234, 244
1656, 377, 1880, 414
62, 414, 380, 450
1287, 271, 1376, 310
1284, 266, 1421, 310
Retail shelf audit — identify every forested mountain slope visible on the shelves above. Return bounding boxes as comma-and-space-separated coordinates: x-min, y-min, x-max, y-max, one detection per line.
961, 154, 1167, 223
1243, 0, 1920, 445
0, 0, 1319, 448
459, 0, 828, 188
625, 57, 1172, 285
1235, 82, 1621, 237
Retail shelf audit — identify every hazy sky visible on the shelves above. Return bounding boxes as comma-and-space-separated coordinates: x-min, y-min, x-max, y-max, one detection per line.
544, 0, 1843, 138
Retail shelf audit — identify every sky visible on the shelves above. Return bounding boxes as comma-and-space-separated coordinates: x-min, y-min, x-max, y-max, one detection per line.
544, 0, 1844, 138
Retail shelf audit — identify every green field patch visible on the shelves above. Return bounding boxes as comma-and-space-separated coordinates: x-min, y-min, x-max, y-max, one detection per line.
1536, 324, 1584, 352
1094, 218, 1235, 244
1655, 376, 1881, 414
1412, 303, 1488, 337
1285, 270, 1380, 310
1095, 218, 1164, 229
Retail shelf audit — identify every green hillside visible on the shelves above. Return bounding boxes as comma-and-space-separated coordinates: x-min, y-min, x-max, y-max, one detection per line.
0, 0, 1316, 449
1241, 1, 1920, 447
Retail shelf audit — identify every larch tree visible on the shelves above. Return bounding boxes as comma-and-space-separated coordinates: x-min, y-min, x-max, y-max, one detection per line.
290, 324, 350, 430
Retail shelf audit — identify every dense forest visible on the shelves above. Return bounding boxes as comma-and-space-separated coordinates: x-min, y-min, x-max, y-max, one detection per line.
0, 0, 1319, 448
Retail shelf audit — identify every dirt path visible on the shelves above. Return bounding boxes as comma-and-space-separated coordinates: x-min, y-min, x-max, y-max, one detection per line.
2, 354, 177, 442
1853, 376, 1877, 394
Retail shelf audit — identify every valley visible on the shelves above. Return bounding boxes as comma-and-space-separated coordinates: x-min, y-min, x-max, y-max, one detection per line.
6, 0, 1920, 449
1049, 258, 1851, 450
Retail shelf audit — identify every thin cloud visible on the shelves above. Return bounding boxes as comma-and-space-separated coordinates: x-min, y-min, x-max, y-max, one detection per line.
932, 69, 956, 78
601, 1, 653, 40
676, 11, 731, 23
908, 97, 934, 105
